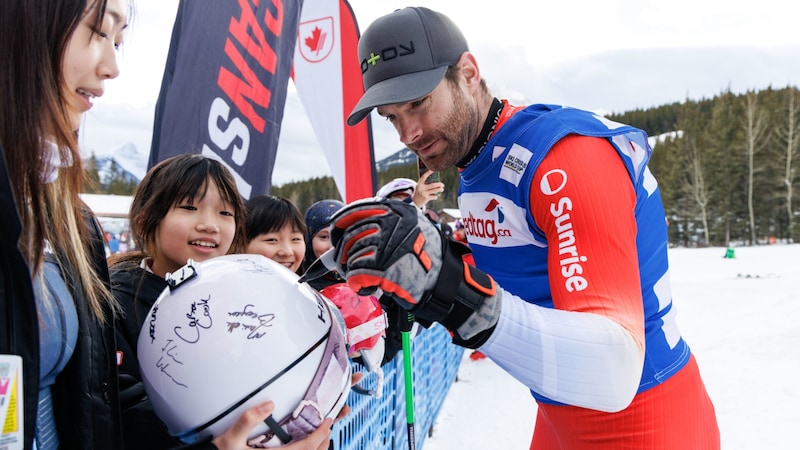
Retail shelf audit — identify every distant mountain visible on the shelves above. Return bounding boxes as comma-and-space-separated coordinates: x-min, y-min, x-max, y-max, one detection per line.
89, 155, 140, 187
107, 142, 148, 180
84, 142, 147, 187
86, 134, 683, 191
376, 147, 416, 172
85, 141, 417, 191
85, 142, 148, 182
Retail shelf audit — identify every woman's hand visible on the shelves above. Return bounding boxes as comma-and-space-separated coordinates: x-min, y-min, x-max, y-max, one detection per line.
210, 372, 364, 449
210, 401, 332, 450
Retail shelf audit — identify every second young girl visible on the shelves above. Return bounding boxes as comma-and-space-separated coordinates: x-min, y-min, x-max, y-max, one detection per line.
244, 195, 307, 275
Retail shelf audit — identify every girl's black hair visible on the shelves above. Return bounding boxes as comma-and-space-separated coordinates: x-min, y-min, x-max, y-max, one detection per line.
244, 195, 307, 243
128, 154, 247, 255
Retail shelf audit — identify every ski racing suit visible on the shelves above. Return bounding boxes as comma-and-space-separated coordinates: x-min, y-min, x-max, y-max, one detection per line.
459, 100, 720, 449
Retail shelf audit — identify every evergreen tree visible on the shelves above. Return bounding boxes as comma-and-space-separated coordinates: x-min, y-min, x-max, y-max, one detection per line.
106, 159, 137, 195
742, 90, 770, 244
769, 86, 800, 242
89, 86, 799, 247
703, 89, 746, 245
83, 152, 101, 193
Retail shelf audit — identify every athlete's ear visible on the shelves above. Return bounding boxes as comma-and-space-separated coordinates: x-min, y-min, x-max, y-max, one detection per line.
457, 52, 481, 92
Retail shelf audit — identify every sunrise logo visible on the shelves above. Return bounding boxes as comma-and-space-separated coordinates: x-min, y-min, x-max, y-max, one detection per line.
540, 169, 589, 292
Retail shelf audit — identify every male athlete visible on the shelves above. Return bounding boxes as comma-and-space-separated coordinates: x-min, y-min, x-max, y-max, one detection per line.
330, 7, 719, 449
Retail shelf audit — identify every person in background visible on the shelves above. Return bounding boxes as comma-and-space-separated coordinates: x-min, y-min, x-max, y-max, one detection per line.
414, 169, 445, 209
303, 199, 346, 290
421, 206, 445, 232
118, 230, 131, 252
0, 1, 130, 448
439, 219, 454, 241
452, 220, 464, 244
375, 177, 416, 203
332, 6, 719, 449
376, 172, 443, 211
108, 233, 120, 254
303, 199, 388, 392
244, 195, 307, 275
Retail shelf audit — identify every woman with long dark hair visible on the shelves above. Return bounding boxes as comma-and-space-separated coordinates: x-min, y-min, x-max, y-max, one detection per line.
0, 2, 342, 449
0, 1, 130, 448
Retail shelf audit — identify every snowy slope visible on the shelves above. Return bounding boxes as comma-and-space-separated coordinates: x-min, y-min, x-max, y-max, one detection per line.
424, 244, 800, 449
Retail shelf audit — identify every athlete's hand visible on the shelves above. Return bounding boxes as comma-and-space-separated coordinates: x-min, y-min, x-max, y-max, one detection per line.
330, 197, 443, 308
330, 198, 499, 348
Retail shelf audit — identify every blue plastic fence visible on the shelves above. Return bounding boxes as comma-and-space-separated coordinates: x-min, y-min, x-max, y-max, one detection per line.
332, 324, 464, 450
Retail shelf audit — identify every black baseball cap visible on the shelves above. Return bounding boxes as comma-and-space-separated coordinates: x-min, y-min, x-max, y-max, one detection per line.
346, 7, 468, 126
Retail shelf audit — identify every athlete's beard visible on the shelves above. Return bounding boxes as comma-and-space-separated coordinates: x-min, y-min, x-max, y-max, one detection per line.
411, 81, 481, 172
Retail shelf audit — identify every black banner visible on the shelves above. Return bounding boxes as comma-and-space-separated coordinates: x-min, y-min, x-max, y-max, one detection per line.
149, 0, 303, 199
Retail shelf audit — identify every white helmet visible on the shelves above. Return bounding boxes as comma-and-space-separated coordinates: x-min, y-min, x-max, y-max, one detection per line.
376, 177, 416, 199
137, 254, 351, 447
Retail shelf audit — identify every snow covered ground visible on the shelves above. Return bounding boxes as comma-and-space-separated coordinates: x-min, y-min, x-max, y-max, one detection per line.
424, 244, 800, 449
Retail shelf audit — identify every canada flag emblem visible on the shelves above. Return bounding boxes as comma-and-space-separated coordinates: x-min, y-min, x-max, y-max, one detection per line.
298, 16, 335, 63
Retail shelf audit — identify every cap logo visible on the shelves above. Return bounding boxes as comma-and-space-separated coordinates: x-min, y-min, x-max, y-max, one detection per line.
360, 41, 415, 75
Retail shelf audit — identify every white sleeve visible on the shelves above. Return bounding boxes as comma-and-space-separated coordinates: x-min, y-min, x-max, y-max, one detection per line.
480, 288, 644, 413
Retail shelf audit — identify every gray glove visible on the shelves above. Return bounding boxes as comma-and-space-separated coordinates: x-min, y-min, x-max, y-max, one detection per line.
330, 198, 499, 348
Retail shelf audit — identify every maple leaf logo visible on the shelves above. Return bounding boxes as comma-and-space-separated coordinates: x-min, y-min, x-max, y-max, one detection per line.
297, 17, 334, 63
304, 26, 327, 55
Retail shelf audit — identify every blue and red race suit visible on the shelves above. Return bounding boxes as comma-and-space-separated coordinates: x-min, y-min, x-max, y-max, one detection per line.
459, 102, 719, 449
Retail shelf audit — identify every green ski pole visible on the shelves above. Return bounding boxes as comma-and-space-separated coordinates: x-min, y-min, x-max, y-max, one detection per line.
400, 312, 416, 450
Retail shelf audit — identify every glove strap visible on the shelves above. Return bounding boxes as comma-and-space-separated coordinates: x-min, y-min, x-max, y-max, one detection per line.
413, 240, 496, 345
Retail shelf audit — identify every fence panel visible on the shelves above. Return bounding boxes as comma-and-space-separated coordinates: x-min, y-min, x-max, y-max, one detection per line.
332, 324, 463, 449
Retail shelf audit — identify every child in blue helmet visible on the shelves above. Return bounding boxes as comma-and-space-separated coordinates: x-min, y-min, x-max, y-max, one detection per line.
305, 199, 389, 387
303, 199, 346, 291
